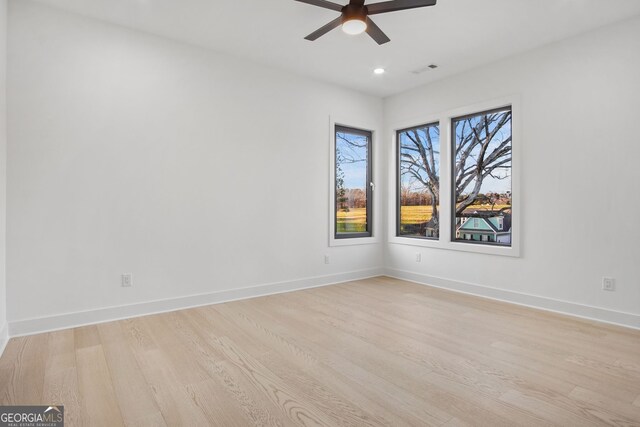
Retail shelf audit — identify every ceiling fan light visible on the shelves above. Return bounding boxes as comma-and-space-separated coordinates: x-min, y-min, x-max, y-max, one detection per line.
342, 18, 367, 35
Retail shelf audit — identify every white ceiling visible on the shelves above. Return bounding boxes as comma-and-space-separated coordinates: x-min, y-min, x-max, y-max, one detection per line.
33, 0, 640, 97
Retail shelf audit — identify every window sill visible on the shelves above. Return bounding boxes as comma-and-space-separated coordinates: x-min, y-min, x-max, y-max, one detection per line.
329, 236, 379, 247
389, 236, 520, 257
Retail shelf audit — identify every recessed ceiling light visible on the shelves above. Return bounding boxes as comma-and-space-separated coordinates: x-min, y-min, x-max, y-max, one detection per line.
373, 68, 385, 75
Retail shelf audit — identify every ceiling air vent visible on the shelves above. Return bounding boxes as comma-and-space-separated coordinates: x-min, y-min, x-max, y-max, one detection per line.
411, 64, 438, 74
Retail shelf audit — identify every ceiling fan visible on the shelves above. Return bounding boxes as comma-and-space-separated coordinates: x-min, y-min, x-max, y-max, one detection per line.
296, 0, 437, 45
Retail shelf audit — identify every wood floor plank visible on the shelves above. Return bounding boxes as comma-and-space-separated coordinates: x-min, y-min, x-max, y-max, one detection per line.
120, 318, 158, 353
499, 389, 597, 426
568, 386, 640, 424
441, 417, 473, 427
1, 276, 639, 426
45, 329, 75, 374
136, 314, 213, 386
43, 367, 83, 427
130, 348, 210, 427
212, 359, 291, 427
165, 309, 288, 426
0, 334, 49, 405
97, 322, 167, 426
43, 329, 83, 427
184, 379, 254, 427
76, 345, 124, 426
74, 325, 101, 349
500, 383, 637, 426
255, 348, 396, 427
491, 340, 640, 404
212, 335, 339, 426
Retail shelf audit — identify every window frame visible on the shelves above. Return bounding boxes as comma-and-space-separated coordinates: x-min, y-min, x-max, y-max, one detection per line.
329, 116, 379, 247
334, 125, 373, 240
450, 106, 514, 248
395, 121, 441, 241
388, 96, 520, 257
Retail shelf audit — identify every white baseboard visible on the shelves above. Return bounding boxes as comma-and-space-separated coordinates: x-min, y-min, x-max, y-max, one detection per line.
0, 322, 8, 358
7, 266, 638, 340
385, 268, 640, 330
9, 267, 385, 337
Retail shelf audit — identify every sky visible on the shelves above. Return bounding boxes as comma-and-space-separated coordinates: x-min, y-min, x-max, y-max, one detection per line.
454, 111, 512, 194
337, 110, 512, 195
336, 131, 368, 190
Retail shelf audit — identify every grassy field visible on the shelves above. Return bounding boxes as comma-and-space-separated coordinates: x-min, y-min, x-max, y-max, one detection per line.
336, 204, 511, 232
336, 208, 368, 232
399, 204, 510, 224
400, 206, 435, 224
336, 206, 433, 232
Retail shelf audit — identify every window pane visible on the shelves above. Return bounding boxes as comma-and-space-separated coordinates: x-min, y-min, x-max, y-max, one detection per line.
453, 107, 512, 246
397, 123, 440, 239
335, 126, 371, 238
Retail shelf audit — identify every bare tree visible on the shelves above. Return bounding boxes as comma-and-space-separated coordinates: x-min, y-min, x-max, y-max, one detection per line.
454, 110, 512, 215
399, 126, 440, 225
335, 149, 349, 212
335, 132, 368, 213
399, 110, 512, 221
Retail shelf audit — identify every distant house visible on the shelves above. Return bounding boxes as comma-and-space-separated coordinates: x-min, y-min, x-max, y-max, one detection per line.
456, 209, 511, 244
423, 217, 438, 238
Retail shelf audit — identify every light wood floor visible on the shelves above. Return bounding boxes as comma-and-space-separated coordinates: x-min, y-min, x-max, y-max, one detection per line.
1, 277, 640, 426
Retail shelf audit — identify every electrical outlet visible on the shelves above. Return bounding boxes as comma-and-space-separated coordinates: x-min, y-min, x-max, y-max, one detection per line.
415, 253, 421, 263
324, 255, 330, 265
602, 277, 615, 292
121, 273, 133, 287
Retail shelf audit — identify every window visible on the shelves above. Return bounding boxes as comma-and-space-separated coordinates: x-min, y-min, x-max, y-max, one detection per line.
390, 98, 518, 256
334, 125, 372, 239
396, 123, 440, 239
452, 107, 512, 247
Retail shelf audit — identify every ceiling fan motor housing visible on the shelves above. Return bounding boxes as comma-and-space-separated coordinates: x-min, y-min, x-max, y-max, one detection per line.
341, 3, 368, 24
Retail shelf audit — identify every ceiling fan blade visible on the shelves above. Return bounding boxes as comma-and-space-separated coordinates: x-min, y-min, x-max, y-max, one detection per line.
304, 16, 343, 41
367, 0, 437, 15
365, 17, 390, 45
294, 0, 344, 12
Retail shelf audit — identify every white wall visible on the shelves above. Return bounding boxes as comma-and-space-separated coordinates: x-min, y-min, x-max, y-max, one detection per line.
384, 16, 640, 324
0, 0, 7, 346
7, 1, 383, 330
